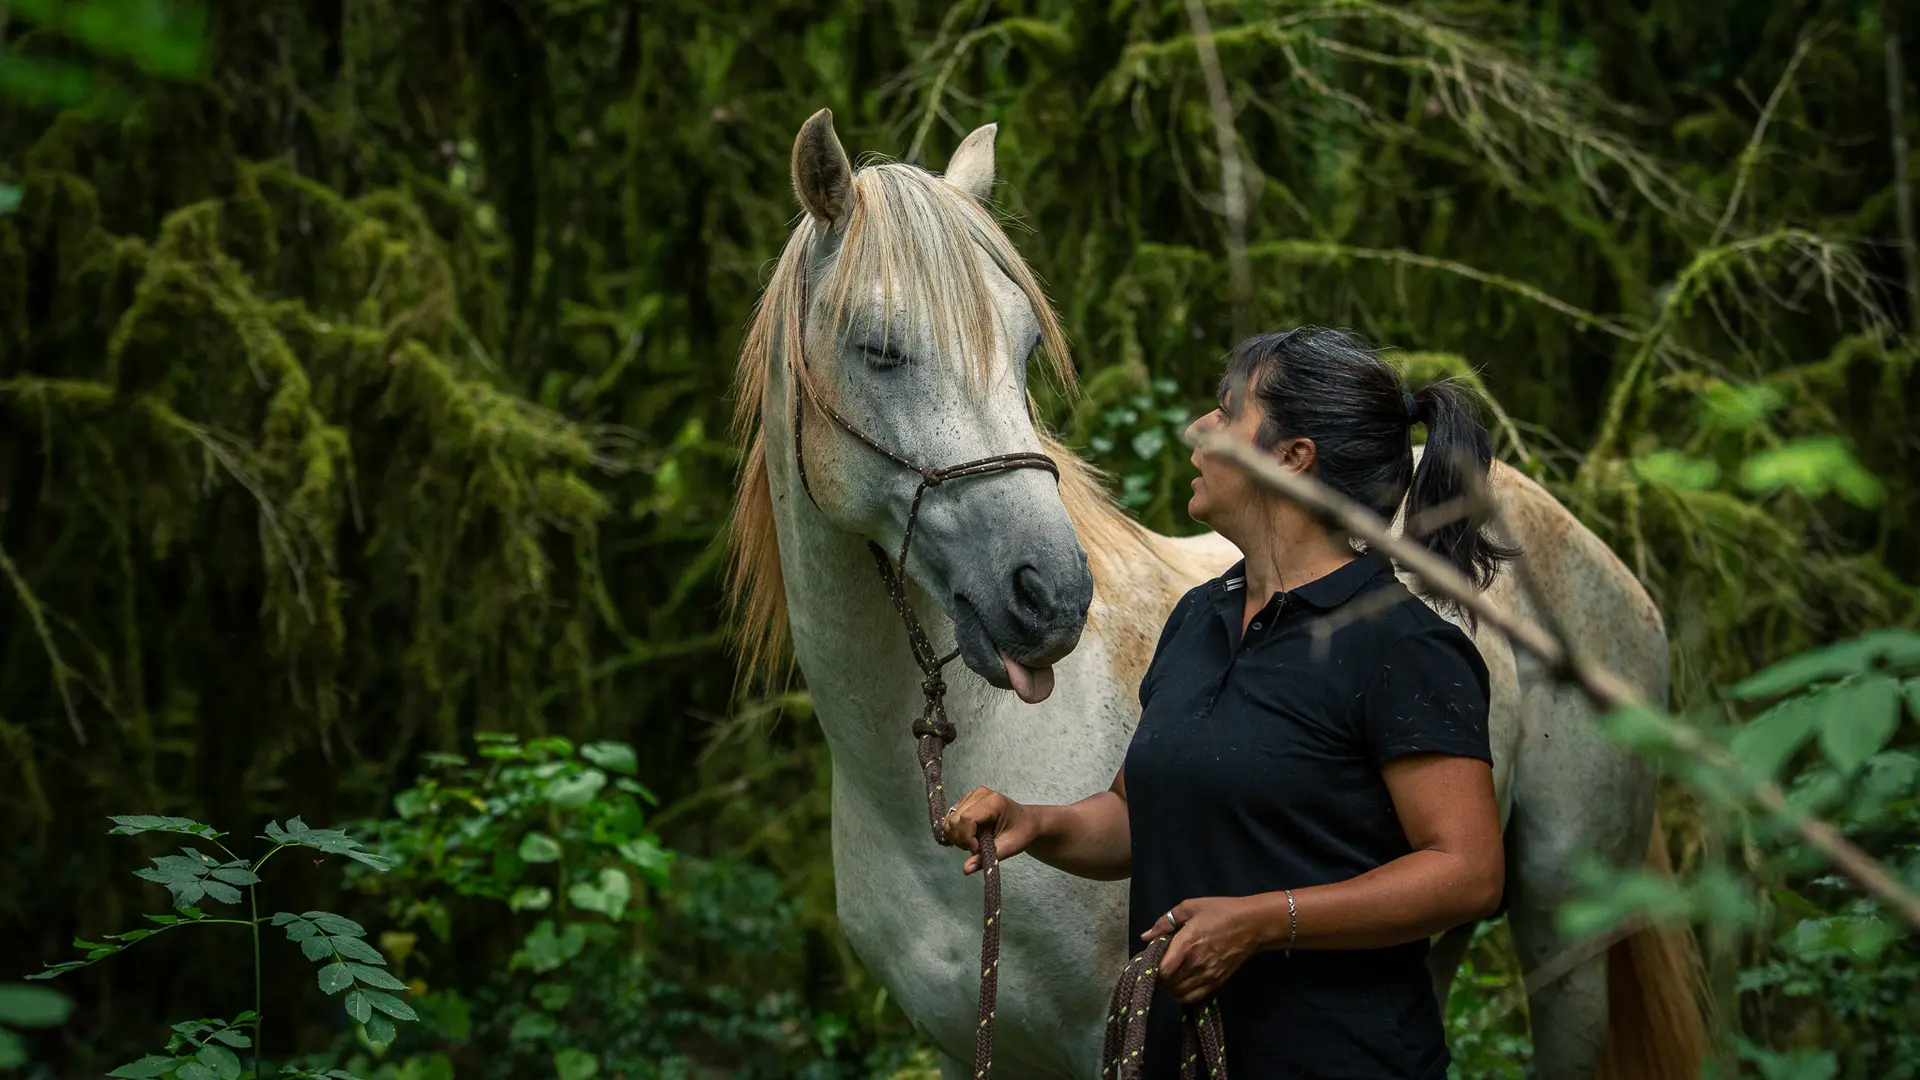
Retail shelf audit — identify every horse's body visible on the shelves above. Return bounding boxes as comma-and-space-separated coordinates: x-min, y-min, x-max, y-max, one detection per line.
730, 111, 1704, 1080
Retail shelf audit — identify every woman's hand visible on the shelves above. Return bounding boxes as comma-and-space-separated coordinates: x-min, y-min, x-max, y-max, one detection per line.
941, 786, 1047, 875
1142, 897, 1261, 1004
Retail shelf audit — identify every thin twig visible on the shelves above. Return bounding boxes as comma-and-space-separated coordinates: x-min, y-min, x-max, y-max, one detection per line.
1709, 35, 1815, 249
1190, 431, 1920, 931
1183, 0, 1253, 338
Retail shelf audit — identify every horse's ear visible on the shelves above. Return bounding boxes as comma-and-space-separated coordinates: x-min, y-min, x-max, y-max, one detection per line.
792, 108, 854, 225
944, 122, 997, 204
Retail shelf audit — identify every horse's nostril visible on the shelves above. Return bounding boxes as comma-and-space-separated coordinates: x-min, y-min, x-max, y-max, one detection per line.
1013, 565, 1049, 615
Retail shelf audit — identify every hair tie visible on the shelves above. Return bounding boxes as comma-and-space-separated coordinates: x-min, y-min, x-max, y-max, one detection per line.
1402, 391, 1420, 423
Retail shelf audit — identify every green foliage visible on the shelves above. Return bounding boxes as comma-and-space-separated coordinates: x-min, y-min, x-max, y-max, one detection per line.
28, 815, 413, 1078
0, 983, 72, 1070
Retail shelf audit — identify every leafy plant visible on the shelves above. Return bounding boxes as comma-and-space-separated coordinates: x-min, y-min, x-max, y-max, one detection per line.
0, 983, 71, 1070
25, 816, 413, 1078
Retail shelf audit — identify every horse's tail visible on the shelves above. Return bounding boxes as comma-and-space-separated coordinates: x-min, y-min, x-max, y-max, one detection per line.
1597, 825, 1711, 1080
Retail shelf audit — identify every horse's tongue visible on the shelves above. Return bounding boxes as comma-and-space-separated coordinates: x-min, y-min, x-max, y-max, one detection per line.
1000, 653, 1055, 705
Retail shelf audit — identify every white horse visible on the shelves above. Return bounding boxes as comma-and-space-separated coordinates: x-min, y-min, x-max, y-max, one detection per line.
728, 109, 1705, 1080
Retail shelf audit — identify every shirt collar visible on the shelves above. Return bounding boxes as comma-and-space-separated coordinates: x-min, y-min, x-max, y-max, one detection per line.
1214, 553, 1393, 611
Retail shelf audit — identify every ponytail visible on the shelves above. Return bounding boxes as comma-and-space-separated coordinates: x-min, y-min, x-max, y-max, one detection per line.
1405, 380, 1518, 595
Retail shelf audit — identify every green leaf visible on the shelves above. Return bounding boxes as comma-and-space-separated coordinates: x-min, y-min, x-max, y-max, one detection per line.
554, 1048, 600, 1080
1740, 435, 1885, 508
1814, 675, 1901, 775
0, 983, 73, 1027
0, 1029, 24, 1070
517, 833, 563, 864
108, 816, 225, 840
1729, 696, 1819, 780
1629, 449, 1720, 491
263, 820, 394, 871
1728, 630, 1920, 699
567, 868, 631, 920
343, 990, 371, 1024
509, 886, 553, 912
197, 1043, 242, 1080
579, 742, 638, 775
300, 936, 333, 962
364, 1015, 396, 1045
1130, 428, 1166, 460
545, 769, 606, 808
329, 935, 385, 964
106, 1056, 178, 1078
1697, 380, 1785, 432
0, 182, 21, 216
345, 964, 408, 991
176, 1063, 216, 1080
531, 982, 574, 1011
359, 990, 418, 1022
201, 881, 243, 906
614, 839, 672, 885
1904, 677, 1920, 720
317, 963, 354, 995
208, 863, 261, 887
304, 912, 367, 937
509, 1012, 558, 1041
510, 920, 587, 974
207, 1029, 250, 1049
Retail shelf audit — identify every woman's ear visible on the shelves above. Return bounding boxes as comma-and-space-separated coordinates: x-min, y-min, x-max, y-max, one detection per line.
1278, 437, 1318, 475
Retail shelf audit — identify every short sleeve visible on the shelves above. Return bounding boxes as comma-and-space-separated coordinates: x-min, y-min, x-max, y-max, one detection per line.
1138, 589, 1201, 710
1362, 623, 1492, 767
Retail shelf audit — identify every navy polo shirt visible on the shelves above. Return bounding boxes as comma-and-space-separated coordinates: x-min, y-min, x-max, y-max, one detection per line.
1123, 553, 1491, 1079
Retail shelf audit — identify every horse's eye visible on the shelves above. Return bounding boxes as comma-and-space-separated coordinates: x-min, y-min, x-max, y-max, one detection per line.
859, 336, 908, 369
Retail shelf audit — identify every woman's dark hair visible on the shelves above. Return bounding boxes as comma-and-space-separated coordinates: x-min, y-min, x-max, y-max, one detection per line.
1220, 327, 1518, 600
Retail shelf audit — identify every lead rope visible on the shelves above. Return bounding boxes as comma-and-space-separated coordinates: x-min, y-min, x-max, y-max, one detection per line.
1102, 935, 1229, 1079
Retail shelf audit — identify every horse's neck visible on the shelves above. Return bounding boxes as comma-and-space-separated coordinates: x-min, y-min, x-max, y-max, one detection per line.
763, 364, 947, 784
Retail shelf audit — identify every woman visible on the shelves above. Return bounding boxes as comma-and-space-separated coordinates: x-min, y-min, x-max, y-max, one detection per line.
942, 328, 1512, 1079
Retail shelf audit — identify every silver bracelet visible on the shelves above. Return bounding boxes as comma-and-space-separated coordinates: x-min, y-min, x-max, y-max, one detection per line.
1284, 889, 1298, 956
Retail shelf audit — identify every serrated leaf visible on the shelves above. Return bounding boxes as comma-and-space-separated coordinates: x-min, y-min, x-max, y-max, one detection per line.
197, 1043, 242, 1080
1729, 630, 1920, 699
270, 912, 303, 927
317, 963, 353, 995
518, 833, 563, 864
0, 984, 73, 1027
344, 989, 371, 1023
345, 964, 407, 990
579, 742, 638, 775
1815, 675, 1901, 775
108, 815, 225, 839
359, 990, 418, 1021
1729, 696, 1820, 780
300, 935, 334, 961
364, 1015, 396, 1045
208, 865, 260, 887
106, 1055, 178, 1078
280, 918, 318, 941
344, 850, 396, 871
201, 881, 243, 906
305, 912, 366, 937
329, 935, 384, 964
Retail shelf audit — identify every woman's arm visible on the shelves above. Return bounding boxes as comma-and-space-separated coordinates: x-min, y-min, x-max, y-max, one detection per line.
1147, 753, 1502, 1003
943, 768, 1133, 881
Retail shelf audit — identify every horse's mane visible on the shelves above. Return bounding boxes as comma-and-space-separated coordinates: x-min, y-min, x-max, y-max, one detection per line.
727, 161, 1167, 687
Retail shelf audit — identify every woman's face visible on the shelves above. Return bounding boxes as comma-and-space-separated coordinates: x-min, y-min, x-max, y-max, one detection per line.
1183, 372, 1312, 537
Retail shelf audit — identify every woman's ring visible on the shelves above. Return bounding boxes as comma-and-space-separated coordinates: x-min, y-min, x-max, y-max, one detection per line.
1165, 909, 1181, 930
946, 805, 959, 818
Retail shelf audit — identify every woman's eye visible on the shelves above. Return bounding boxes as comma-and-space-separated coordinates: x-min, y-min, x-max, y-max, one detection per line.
859, 340, 907, 369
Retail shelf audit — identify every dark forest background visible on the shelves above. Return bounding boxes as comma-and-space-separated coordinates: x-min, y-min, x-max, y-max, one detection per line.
2, 1, 1917, 1078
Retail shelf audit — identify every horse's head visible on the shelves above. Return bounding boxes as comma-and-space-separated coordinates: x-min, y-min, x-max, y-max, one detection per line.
775, 109, 1092, 704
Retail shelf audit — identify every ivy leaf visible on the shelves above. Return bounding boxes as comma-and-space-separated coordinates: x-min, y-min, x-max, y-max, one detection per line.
517, 833, 563, 864
1814, 675, 1901, 776
567, 868, 631, 920
358, 990, 418, 1022
1728, 630, 1920, 699
545, 769, 606, 808
343, 990, 371, 1024
509, 886, 553, 913
106, 1056, 178, 1078
108, 816, 226, 840
364, 1015, 396, 1045
0, 984, 73, 1027
614, 840, 672, 886
344, 964, 408, 991
1130, 428, 1166, 460
317, 963, 354, 995
510, 920, 586, 974
579, 742, 637, 775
